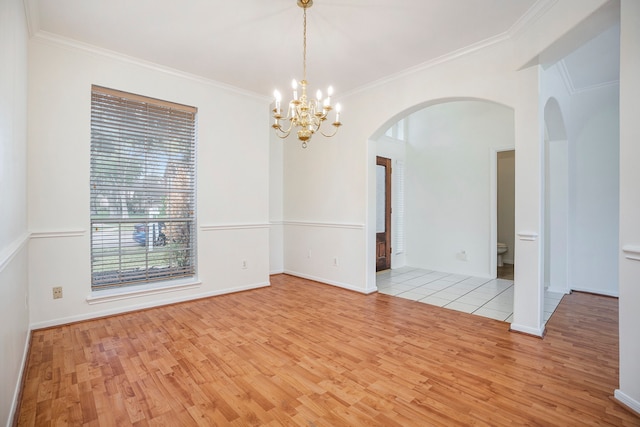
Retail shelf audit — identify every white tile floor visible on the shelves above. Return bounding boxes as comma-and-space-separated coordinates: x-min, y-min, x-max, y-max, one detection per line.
376, 266, 564, 324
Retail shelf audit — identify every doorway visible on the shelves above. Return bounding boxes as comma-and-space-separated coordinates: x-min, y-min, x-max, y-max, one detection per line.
496, 149, 515, 279
376, 156, 391, 271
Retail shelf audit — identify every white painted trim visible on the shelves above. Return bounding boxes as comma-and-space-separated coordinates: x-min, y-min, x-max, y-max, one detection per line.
517, 231, 539, 241
508, 0, 558, 39
614, 389, 640, 416
622, 245, 640, 261
344, 0, 560, 98
283, 221, 365, 230
31, 31, 270, 102
200, 223, 270, 231
570, 287, 619, 298
87, 280, 203, 304
556, 59, 576, 94
269, 269, 285, 275
32, 281, 270, 330
344, 32, 509, 98
284, 270, 376, 295
556, 60, 619, 95
509, 323, 545, 337
30, 230, 85, 239
0, 232, 30, 273
22, 0, 40, 37
7, 330, 31, 427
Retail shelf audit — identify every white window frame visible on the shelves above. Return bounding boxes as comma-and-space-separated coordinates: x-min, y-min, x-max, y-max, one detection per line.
90, 86, 197, 291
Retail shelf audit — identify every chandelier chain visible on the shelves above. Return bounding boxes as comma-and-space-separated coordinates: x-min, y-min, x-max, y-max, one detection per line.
303, 6, 307, 81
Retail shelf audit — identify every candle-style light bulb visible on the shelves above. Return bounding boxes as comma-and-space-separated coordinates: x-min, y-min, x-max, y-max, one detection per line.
291, 79, 298, 100
273, 90, 282, 114
316, 90, 322, 102
326, 86, 334, 106
335, 103, 341, 123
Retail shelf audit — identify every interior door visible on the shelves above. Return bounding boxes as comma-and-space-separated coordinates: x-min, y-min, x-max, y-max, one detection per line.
376, 156, 392, 271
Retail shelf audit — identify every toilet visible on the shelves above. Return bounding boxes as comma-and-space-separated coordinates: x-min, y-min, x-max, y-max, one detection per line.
497, 242, 508, 267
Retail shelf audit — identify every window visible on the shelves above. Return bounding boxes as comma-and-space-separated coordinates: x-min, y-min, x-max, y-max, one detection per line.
90, 86, 197, 290
394, 160, 405, 254
384, 118, 407, 141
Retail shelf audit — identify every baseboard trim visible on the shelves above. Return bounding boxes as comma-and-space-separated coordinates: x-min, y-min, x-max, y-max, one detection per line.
8, 329, 32, 427
509, 322, 545, 337
31, 281, 270, 330
570, 286, 619, 298
283, 270, 377, 294
614, 389, 640, 416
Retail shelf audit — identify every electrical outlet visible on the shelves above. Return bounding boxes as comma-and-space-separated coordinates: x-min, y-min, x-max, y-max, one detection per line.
241, 260, 248, 269
333, 257, 339, 267
52, 286, 63, 299
457, 250, 468, 261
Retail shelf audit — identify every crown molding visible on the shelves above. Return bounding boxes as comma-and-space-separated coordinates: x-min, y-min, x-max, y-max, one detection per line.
557, 58, 619, 95
557, 59, 577, 94
22, 0, 39, 37
344, 0, 560, 98
508, 0, 559, 40
30, 31, 271, 102
343, 32, 511, 98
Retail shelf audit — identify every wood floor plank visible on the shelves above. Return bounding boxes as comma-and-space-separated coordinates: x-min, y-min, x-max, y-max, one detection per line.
15, 274, 640, 426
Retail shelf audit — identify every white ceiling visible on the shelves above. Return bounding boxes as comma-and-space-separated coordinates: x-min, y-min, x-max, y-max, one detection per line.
28, 0, 543, 97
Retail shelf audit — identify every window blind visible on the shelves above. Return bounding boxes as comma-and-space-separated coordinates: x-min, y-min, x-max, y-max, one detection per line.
90, 85, 197, 290
394, 159, 405, 254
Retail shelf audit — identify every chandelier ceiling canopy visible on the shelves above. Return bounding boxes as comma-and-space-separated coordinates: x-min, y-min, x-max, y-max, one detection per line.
271, 0, 342, 148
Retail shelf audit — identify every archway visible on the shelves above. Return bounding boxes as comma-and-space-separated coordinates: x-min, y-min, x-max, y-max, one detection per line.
372, 98, 518, 323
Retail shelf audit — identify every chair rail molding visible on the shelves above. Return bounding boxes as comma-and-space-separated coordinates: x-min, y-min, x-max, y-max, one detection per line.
622, 244, 640, 261
200, 223, 270, 231
517, 231, 538, 241
283, 220, 365, 230
30, 230, 86, 239
0, 232, 30, 273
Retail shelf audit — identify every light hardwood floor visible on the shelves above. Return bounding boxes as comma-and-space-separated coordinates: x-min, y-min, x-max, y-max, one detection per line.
16, 274, 640, 426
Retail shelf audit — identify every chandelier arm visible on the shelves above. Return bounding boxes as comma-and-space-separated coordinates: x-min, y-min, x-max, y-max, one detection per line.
274, 129, 292, 139
277, 118, 295, 134
320, 123, 342, 138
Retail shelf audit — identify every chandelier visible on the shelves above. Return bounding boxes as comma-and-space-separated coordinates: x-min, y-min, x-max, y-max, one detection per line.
272, 0, 342, 148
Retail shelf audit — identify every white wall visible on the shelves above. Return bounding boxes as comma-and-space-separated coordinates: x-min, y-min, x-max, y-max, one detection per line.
497, 150, 516, 265
541, 66, 572, 295
403, 101, 514, 277
27, 35, 271, 328
269, 132, 284, 274
0, 0, 30, 424
617, 0, 640, 413
544, 138, 570, 292
569, 84, 620, 296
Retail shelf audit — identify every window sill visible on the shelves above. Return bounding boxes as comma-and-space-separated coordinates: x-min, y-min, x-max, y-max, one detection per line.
86, 279, 202, 305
